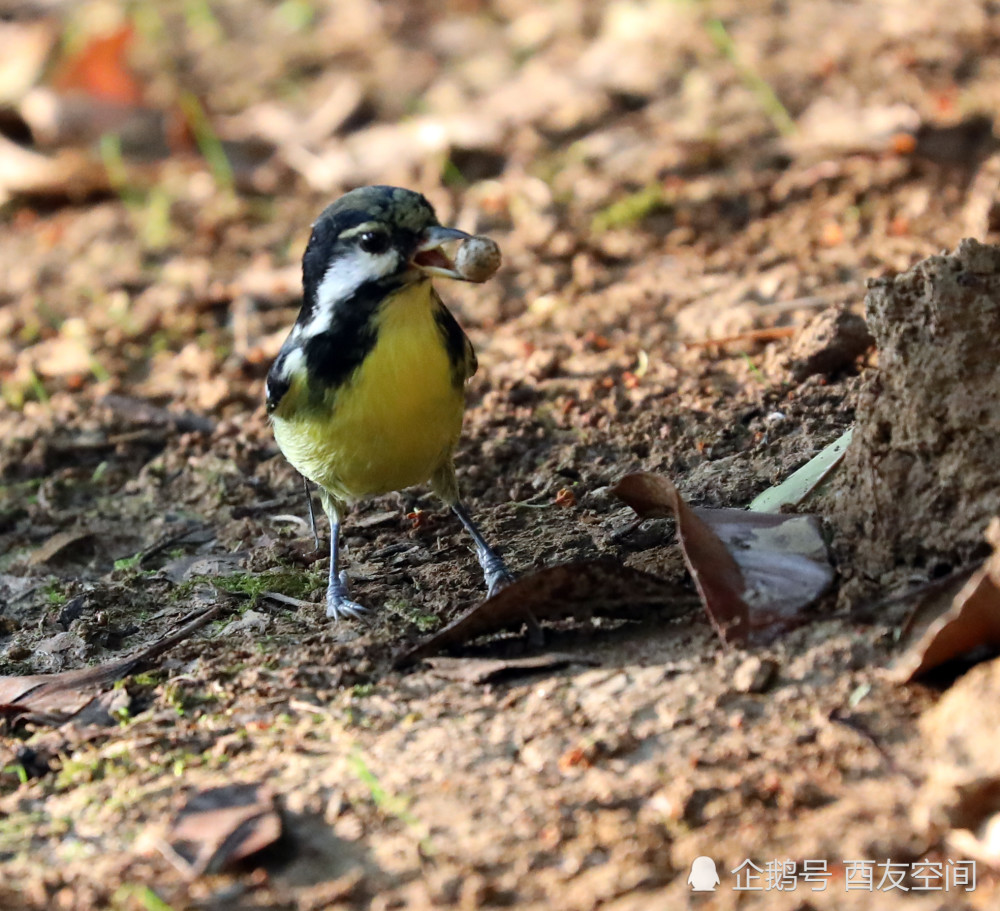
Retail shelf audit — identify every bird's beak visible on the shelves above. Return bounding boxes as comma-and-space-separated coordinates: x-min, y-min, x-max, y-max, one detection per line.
411, 225, 475, 280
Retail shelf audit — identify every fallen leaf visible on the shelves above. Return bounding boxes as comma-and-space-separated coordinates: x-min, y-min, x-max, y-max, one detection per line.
749, 428, 853, 512
0, 19, 56, 105
36, 632, 85, 658
99, 394, 216, 434
896, 519, 1000, 681
396, 560, 691, 666
0, 602, 224, 726
424, 653, 599, 684
159, 783, 282, 878
52, 24, 142, 105
915, 656, 1000, 869
26, 527, 96, 567
218, 609, 269, 637
611, 473, 749, 644
0, 134, 109, 204
612, 472, 835, 645
703, 510, 834, 625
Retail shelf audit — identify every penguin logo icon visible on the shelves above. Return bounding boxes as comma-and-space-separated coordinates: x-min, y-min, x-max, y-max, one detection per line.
687, 856, 721, 892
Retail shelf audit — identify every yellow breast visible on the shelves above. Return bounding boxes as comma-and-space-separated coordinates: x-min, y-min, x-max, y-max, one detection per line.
271, 281, 465, 503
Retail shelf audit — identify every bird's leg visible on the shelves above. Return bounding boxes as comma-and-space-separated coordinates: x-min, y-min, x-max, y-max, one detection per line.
302, 474, 320, 551
322, 497, 366, 620
452, 502, 541, 644
452, 501, 514, 598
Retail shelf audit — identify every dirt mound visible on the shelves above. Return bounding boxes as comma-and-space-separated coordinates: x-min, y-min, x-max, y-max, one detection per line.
832, 239, 1000, 583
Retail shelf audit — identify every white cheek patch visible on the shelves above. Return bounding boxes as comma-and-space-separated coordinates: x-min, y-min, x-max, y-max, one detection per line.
299, 247, 401, 338
276, 346, 304, 380
266, 346, 305, 411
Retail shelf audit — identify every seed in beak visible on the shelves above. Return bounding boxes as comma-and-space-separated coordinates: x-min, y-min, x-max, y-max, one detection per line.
455, 235, 501, 283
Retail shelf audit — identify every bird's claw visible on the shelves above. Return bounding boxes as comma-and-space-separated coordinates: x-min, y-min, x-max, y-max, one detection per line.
325, 572, 367, 621
483, 559, 515, 599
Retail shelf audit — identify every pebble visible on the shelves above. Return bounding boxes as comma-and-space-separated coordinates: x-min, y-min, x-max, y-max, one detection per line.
732, 656, 779, 694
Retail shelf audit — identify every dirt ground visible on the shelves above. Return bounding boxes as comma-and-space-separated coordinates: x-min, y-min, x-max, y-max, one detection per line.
3, 1, 1000, 908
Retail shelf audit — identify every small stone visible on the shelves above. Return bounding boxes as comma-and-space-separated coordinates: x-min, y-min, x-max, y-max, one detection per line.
786, 304, 874, 381
732, 656, 779, 694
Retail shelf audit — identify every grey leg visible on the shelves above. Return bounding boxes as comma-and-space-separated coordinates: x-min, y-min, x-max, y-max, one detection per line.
452, 501, 514, 598
323, 500, 366, 620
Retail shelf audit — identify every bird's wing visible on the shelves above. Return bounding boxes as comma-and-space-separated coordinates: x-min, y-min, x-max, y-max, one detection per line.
433, 291, 478, 382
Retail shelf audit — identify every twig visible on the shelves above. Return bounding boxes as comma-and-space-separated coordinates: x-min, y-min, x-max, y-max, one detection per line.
685, 326, 797, 349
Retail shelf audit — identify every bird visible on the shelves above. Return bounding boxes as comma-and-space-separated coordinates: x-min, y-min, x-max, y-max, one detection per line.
266, 185, 513, 620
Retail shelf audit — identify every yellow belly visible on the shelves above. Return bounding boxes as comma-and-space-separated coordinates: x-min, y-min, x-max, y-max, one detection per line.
271, 283, 465, 503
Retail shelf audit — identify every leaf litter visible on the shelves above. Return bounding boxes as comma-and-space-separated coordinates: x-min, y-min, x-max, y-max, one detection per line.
895, 518, 1000, 681
4, 1, 1000, 906
612, 472, 834, 645
0, 600, 225, 726
396, 559, 691, 666
151, 782, 282, 879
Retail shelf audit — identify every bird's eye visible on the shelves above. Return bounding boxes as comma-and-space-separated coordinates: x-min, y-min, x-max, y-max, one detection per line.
358, 231, 390, 254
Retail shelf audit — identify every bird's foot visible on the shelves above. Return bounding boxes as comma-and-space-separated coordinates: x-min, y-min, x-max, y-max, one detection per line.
482, 555, 515, 599
326, 570, 367, 621
479, 553, 539, 643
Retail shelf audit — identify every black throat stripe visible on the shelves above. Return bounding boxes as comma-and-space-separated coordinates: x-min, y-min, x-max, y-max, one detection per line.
299, 276, 401, 394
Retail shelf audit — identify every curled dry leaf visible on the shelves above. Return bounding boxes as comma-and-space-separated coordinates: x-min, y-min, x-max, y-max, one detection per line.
0, 134, 109, 205
611, 472, 835, 646
159, 783, 282, 879
915, 656, 1000, 870
611, 472, 749, 644
896, 518, 1000, 681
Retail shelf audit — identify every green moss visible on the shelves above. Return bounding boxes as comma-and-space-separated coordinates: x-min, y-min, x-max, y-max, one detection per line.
43, 580, 69, 606
210, 568, 322, 605
113, 554, 144, 572
384, 599, 440, 632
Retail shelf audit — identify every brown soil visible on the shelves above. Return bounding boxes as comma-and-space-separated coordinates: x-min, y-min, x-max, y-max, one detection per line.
2, 1, 999, 909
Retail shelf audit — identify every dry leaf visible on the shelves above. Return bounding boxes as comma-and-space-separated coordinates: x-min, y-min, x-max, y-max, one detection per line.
0, 603, 224, 726
897, 518, 1000, 681
26, 528, 96, 567
160, 783, 282, 878
0, 134, 108, 204
397, 559, 690, 665
612, 472, 835, 645
915, 656, 1000, 870
51, 24, 142, 105
612, 473, 749, 644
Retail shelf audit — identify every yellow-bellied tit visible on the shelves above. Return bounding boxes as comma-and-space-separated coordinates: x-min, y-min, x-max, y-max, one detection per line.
266, 185, 513, 620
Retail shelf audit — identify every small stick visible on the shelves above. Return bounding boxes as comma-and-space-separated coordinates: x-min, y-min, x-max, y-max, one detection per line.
684, 326, 797, 349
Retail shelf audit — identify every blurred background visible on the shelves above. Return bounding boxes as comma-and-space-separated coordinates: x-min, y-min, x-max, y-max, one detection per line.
4, 3, 1000, 907
2, 0, 997, 429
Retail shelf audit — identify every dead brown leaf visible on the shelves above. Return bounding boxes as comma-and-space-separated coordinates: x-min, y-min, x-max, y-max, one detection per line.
0, 133, 109, 204
159, 783, 282, 879
897, 519, 1000, 681
612, 472, 749, 645
611, 472, 835, 645
396, 559, 690, 666
26, 527, 96, 567
0, 602, 225, 726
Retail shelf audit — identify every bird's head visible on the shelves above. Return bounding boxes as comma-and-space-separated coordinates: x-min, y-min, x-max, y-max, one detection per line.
300, 185, 476, 312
